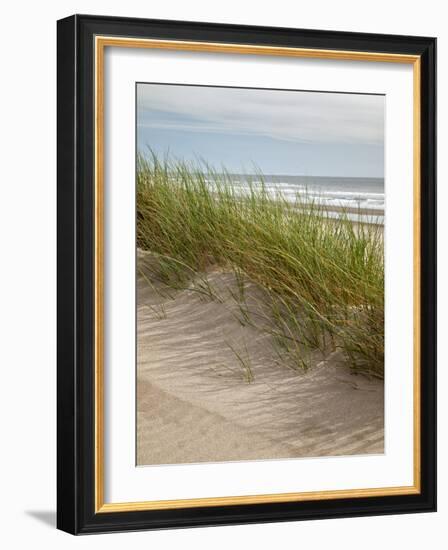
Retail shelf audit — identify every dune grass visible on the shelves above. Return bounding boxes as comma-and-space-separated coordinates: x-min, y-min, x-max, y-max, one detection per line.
137, 152, 384, 379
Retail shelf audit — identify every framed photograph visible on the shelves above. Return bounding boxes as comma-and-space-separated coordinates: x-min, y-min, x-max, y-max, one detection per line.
57, 14, 436, 534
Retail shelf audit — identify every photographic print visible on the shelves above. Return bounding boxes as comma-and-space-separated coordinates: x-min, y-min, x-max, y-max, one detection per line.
57, 16, 436, 533
136, 83, 385, 466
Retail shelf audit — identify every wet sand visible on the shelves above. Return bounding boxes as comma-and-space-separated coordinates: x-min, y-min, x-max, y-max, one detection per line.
137, 251, 384, 466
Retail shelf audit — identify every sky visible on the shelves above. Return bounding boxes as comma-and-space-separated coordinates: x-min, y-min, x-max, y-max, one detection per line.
137, 83, 385, 178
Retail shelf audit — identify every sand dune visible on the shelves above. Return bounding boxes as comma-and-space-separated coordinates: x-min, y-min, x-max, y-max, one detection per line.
137, 251, 384, 466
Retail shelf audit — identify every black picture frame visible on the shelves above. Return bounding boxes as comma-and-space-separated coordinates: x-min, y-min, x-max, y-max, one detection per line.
57, 14, 436, 535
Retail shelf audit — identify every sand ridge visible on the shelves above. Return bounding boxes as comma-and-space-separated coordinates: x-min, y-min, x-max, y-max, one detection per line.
137, 251, 384, 466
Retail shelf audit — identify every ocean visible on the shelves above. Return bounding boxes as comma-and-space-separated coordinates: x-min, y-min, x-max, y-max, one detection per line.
217, 175, 385, 224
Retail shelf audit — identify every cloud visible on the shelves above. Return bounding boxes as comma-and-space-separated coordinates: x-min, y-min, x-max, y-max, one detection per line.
137, 84, 384, 146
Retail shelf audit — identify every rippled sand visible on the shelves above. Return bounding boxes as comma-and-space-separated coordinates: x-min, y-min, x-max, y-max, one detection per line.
136, 251, 384, 466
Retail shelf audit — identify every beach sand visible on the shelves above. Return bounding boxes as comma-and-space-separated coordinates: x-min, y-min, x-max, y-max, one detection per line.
137, 250, 384, 466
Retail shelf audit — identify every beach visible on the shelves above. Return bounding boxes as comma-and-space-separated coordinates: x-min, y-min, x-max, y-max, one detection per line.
137, 250, 384, 466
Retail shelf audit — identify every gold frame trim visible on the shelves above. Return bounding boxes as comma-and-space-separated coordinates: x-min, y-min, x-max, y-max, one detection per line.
94, 36, 422, 514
